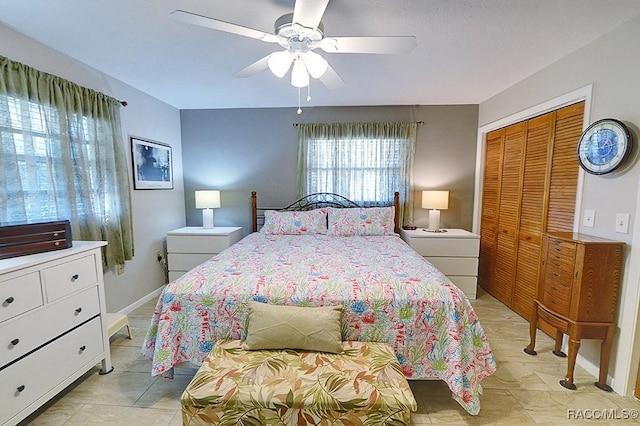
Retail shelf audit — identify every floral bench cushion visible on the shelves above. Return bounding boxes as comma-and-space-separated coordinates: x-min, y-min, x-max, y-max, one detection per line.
181, 339, 417, 425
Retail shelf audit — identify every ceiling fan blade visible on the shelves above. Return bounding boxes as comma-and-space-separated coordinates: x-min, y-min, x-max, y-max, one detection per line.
171, 10, 278, 43
321, 36, 417, 54
292, 0, 329, 30
234, 55, 271, 78
318, 63, 345, 90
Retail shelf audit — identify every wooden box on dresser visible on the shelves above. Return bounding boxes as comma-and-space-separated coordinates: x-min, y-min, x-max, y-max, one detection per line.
524, 232, 623, 391
167, 227, 243, 282
0, 241, 112, 426
400, 228, 480, 299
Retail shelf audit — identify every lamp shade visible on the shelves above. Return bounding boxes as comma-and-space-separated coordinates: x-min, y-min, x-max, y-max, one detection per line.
302, 51, 328, 79
291, 58, 309, 88
267, 51, 293, 78
422, 191, 449, 210
195, 190, 221, 209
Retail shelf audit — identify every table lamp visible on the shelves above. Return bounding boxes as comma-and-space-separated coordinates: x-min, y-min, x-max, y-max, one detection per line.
195, 190, 221, 229
422, 190, 449, 232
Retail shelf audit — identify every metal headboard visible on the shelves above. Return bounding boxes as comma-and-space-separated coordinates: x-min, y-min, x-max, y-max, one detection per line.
251, 191, 400, 234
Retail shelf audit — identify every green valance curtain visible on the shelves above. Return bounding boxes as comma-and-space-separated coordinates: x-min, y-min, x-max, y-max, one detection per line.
297, 121, 416, 226
0, 55, 134, 268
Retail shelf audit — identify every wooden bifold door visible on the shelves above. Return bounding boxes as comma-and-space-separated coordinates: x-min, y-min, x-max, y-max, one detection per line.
478, 101, 584, 320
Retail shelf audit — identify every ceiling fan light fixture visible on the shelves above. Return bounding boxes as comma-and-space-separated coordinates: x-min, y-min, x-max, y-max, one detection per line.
267, 51, 293, 78
291, 58, 309, 88
302, 51, 328, 79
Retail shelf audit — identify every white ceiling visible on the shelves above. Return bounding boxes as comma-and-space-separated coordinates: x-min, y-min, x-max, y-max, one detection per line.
2, 0, 640, 110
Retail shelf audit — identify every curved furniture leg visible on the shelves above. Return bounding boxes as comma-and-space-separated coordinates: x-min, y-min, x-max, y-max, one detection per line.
524, 303, 538, 356
559, 337, 580, 390
552, 330, 567, 357
595, 325, 615, 392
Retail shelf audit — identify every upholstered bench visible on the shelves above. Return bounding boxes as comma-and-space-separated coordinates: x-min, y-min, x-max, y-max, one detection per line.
181, 339, 417, 425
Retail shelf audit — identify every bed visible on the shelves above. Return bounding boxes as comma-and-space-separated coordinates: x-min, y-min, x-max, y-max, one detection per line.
142, 192, 496, 415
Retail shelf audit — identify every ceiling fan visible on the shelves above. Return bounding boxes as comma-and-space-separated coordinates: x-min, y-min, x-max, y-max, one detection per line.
171, 0, 417, 113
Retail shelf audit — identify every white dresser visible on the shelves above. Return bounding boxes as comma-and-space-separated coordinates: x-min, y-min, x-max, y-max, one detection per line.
167, 227, 243, 281
0, 241, 112, 426
400, 228, 480, 299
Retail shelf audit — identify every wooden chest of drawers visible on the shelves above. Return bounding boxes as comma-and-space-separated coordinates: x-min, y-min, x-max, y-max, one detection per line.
0, 241, 112, 426
524, 232, 623, 391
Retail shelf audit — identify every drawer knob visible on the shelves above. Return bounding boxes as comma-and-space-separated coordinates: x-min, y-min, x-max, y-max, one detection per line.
4, 296, 14, 304
75, 307, 83, 314
11, 338, 19, 346
79, 345, 86, 352
71, 274, 79, 281
17, 385, 25, 393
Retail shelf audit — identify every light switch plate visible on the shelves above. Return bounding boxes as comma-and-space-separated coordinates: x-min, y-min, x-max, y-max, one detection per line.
615, 213, 630, 233
583, 209, 595, 228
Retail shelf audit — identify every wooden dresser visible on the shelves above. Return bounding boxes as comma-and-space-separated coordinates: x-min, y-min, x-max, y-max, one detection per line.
0, 241, 112, 426
524, 232, 623, 391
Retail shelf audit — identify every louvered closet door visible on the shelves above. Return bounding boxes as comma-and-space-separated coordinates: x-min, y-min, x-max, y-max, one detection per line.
478, 130, 503, 294
492, 123, 525, 306
479, 101, 583, 321
547, 102, 584, 232
512, 113, 553, 318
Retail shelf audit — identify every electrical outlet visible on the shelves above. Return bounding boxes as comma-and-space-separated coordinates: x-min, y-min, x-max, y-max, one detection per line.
615, 213, 630, 234
583, 209, 595, 228
155, 250, 163, 262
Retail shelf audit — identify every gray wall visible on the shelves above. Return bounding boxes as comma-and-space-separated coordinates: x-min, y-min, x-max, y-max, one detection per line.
180, 104, 479, 235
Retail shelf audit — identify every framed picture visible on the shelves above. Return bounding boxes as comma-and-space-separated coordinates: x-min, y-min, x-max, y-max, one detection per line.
130, 136, 173, 189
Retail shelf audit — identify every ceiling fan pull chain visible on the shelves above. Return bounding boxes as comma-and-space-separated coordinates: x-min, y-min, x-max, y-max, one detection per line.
297, 87, 302, 115
307, 84, 311, 102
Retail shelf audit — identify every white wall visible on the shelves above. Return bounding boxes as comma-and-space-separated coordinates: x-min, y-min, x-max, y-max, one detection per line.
0, 24, 185, 312
479, 15, 640, 396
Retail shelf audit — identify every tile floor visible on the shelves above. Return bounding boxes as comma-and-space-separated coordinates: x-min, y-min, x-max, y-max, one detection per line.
19, 288, 640, 425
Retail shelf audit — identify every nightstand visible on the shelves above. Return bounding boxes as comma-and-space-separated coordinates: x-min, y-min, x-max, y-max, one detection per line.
166, 227, 243, 281
400, 228, 480, 298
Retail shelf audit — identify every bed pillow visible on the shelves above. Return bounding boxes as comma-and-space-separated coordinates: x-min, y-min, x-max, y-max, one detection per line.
327, 207, 395, 236
260, 209, 327, 235
243, 302, 343, 353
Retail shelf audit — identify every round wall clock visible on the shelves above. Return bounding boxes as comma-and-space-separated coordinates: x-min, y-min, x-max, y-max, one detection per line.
577, 118, 632, 175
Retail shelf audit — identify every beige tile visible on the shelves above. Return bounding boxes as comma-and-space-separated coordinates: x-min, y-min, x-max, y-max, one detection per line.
134, 374, 193, 410
109, 344, 154, 374
62, 370, 157, 406
64, 404, 176, 425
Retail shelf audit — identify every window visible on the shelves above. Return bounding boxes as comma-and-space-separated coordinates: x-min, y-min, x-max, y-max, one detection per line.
1, 55, 133, 268
297, 122, 416, 223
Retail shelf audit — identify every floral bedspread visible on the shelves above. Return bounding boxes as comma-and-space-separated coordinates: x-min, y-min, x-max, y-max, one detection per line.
142, 233, 496, 414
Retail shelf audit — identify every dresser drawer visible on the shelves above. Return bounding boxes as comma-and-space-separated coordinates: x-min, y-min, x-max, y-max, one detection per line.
547, 239, 576, 259
448, 276, 478, 296
544, 263, 573, 283
1, 286, 100, 367
426, 257, 478, 276
167, 235, 232, 254
1, 272, 42, 323
542, 286, 570, 316
0, 316, 103, 425
537, 305, 569, 334
410, 238, 479, 257
168, 253, 212, 271
42, 254, 98, 302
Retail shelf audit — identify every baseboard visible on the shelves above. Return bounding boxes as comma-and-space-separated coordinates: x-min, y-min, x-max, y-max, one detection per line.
117, 286, 164, 315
